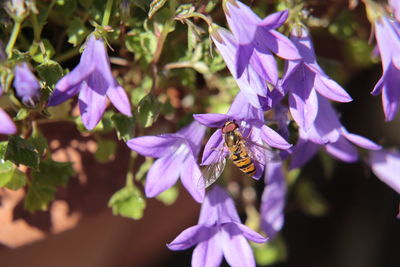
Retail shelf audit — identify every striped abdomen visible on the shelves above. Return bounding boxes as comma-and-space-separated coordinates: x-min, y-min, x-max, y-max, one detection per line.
229, 143, 256, 176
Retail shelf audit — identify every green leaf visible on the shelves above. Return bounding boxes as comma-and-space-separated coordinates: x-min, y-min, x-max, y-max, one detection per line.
5, 136, 39, 169
47, 99, 72, 120
95, 139, 117, 163
148, 0, 168, 18
28, 131, 48, 156
136, 157, 153, 181
24, 159, 74, 212
29, 39, 56, 63
5, 167, 27, 190
111, 114, 135, 142
156, 185, 178, 205
0, 161, 14, 187
253, 236, 287, 266
0, 141, 8, 159
125, 30, 157, 64
55, 0, 77, 16
36, 60, 64, 87
15, 108, 29, 121
67, 18, 90, 47
108, 184, 146, 220
137, 94, 161, 128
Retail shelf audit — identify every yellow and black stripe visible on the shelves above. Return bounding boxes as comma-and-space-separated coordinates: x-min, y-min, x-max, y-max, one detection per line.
230, 145, 256, 176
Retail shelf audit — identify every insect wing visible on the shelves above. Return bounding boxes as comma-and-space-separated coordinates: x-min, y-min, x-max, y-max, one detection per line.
197, 148, 227, 189
244, 139, 280, 166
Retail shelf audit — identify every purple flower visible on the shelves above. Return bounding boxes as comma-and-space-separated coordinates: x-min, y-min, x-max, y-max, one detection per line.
368, 149, 400, 194
282, 27, 352, 130
389, 0, 400, 21
48, 35, 132, 130
194, 92, 291, 179
0, 86, 16, 135
290, 95, 381, 169
126, 121, 206, 203
223, 0, 300, 85
260, 160, 286, 239
168, 186, 267, 267
371, 15, 400, 121
13, 62, 41, 107
211, 27, 285, 109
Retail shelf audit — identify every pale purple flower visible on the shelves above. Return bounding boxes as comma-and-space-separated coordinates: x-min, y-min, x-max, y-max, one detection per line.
223, 0, 300, 85
0, 86, 16, 135
260, 160, 286, 239
168, 185, 267, 267
290, 95, 381, 169
371, 15, 400, 121
211, 27, 284, 109
389, 0, 400, 21
126, 121, 206, 203
282, 27, 352, 130
13, 62, 41, 106
368, 149, 400, 194
194, 92, 291, 179
48, 35, 132, 130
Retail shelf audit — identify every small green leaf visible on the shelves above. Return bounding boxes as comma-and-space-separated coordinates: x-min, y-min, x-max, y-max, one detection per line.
5, 167, 27, 190
253, 236, 287, 266
24, 184, 56, 212
36, 60, 64, 87
15, 108, 29, 121
29, 39, 55, 63
0, 161, 14, 187
5, 136, 39, 169
192, 61, 209, 74
148, 0, 168, 18
111, 114, 135, 142
28, 131, 48, 156
108, 184, 146, 220
137, 94, 161, 128
67, 17, 90, 47
55, 0, 77, 16
0, 141, 8, 159
95, 139, 116, 163
136, 157, 153, 181
156, 185, 178, 205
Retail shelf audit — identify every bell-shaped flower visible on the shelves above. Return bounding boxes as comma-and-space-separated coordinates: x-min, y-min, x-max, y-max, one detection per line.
281, 27, 352, 130
223, 0, 300, 85
126, 121, 206, 203
48, 35, 132, 130
168, 185, 267, 267
371, 15, 400, 121
194, 92, 291, 179
389, 0, 400, 21
0, 85, 16, 135
211, 27, 284, 109
290, 95, 381, 169
13, 62, 41, 107
260, 160, 286, 239
368, 149, 400, 194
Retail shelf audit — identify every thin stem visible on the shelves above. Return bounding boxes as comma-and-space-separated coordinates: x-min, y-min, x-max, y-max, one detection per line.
126, 151, 137, 186
31, 13, 41, 41
5, 20, 22, 57
54, 46, 80, 63
102, 0, 114, 26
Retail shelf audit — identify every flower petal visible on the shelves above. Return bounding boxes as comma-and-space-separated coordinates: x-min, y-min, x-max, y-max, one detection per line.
167, 225, 213, 251
368, 150, 400, 194
259, 29, 300, 60
126, 134, 180, 158
107, 85, 132, 116
221, 224, 257, 267
145, 152, 185, 197
177, 120, 207, 156
180, 153, 205, 203
258, 10, 288, 29
201, 129, 227, 165
260, 125, 291, 150
193, 113, 229, 128
192, 227, 223, 267
0, 109, 16, 135
78, 80, 108, 130
314, 74, 352, 103
232, 222, 268, 243
48, 84, 81, 106
341, 131, 381, 151
290, 138, 320, 169
325, 136, 359, 162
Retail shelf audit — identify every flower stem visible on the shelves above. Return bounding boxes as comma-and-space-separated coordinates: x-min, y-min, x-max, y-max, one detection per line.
5, 20, 22, 57
102, 0, 114, 26
31, 13, 41, 42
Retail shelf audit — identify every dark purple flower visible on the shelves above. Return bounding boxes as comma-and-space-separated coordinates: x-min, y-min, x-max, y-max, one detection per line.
168, 185, 267, 267
290, 95, 381, 169
282, 27, 352, 130
13, 62, 41, 106
126, 121, 206, 203
368, 149, 400, 194
223, 0, 300, 85
372, 15, 400, 121
48, 35, 132, 130
211, 27, 284, 109
194, 92, 291, 179
0, 86, 16, 135
260, 160, 286, 239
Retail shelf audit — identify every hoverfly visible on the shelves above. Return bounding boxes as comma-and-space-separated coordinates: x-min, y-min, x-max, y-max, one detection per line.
199, 120, 277, 189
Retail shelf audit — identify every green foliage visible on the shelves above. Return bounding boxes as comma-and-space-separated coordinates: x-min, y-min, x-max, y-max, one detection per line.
67, 17, 90, 47
137, 94, 161, 128
15, 108, 29, 120
253, 237, 287, 266
125, 29, 157, 64
5, 136, 39, 169
156, 185, 179, 205
24, 160, 74, 212
149, 0, 168, 19
108, 182, 146, 220
29, 39, 55, 63
36, 60, 64, 88
95, 139, 116, 163
111, 113, 136, 142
